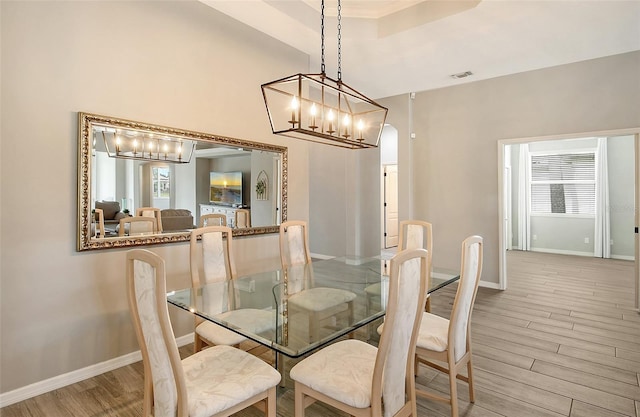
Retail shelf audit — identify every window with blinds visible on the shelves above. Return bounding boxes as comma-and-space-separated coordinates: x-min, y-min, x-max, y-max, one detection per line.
530, 152, 596, 215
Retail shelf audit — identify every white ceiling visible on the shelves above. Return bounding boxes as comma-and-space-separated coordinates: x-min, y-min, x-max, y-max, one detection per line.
202, 0, 640, 99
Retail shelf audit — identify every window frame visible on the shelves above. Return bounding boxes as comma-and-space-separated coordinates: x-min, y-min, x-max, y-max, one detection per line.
151, 165, 171, 200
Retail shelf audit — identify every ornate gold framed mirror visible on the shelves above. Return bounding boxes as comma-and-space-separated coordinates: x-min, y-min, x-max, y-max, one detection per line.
77, 112, 287, 251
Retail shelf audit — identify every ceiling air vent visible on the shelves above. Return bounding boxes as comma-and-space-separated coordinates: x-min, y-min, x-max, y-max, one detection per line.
450, 71, 473, 79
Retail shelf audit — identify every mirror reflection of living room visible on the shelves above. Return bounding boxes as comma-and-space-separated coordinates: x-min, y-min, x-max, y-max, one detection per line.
92, 143, 278, 237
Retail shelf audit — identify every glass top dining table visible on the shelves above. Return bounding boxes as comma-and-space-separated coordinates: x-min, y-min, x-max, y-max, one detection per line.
167, 256, 459, 358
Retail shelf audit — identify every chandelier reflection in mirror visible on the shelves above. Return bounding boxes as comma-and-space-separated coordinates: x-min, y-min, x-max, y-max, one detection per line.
261, 0, 387, 149
98, 125, 196, 163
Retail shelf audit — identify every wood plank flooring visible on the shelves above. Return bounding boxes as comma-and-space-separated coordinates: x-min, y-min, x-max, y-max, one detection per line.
2, 250, 639, 417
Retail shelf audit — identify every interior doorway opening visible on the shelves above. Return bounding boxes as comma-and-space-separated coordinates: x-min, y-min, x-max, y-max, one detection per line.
498, 129, 639, 310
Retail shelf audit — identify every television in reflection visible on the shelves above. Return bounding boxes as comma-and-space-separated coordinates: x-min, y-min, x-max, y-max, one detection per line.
210, 171, 242, 205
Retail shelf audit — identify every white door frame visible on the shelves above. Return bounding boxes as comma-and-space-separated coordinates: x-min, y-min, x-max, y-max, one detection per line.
383, 164, 399, 248
498, 127, 640, 295
636, 133, 640, 310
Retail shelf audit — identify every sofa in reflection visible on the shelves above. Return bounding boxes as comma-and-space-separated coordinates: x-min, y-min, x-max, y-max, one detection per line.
94, 201, 193, 233
95, 201, 128, 229
160, 209, 194, 231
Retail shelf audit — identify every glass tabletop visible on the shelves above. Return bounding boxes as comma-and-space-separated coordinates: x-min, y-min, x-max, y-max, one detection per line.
167, 256, 459, 358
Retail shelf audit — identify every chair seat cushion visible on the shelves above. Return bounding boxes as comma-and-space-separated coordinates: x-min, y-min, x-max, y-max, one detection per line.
376, 311, 447, 352
196, 309, 276, 346
196, 322, 246, 346
416, 312, 449, 352
183, 345, 281, 417
289, 288, 356, 312
364, 282, 381, 296
290, 339, 377, 408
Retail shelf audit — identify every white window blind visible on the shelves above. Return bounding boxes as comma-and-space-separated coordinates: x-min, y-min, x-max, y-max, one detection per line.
530, 152, 595, 215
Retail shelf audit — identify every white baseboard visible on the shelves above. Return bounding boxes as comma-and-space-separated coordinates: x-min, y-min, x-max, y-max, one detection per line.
479, 280, 502, 290
310, 252, 334, 260
0, 333, 194, 408
611, 254, 635, 261
530, 248, 635, 261
530, 248, 594, 257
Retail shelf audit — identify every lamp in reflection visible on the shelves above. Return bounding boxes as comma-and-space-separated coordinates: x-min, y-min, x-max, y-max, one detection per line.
98, 127, 195, 163
261, 0, 387, 149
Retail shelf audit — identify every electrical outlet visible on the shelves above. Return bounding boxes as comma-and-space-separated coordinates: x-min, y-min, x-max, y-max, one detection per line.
584, 237, 590, 244
532, 235, 537, 240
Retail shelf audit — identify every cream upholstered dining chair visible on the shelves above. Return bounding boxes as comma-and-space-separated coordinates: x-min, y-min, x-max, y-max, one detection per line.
190, 226, 274, 353
290, 248, 430, 417
234, 209, 251, 228
367, 220, 433, 313
118, 216, 157, 236
414, 235, 483, 417
279, 220, 356, 343
136, 207, 163, 232
126, 249, 280, 417
93, 208, 105, 238
200, 213, 227, 227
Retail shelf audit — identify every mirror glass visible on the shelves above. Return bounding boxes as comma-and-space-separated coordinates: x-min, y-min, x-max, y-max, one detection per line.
78, 112, 287, 251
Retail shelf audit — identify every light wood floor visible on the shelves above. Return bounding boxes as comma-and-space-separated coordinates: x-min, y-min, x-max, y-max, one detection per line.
2, 251, 639, 417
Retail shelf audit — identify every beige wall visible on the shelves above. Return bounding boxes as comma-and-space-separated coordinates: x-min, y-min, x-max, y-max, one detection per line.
308, 145, 381, 257
0, 1, 310, 393
380, 51, 640, 284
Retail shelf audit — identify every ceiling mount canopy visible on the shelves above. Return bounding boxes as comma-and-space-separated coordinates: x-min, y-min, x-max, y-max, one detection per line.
261, 0, 388, 149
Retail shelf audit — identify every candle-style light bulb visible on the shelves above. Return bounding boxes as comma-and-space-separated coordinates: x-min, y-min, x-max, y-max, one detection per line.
146, 134, 153, 158
327, 109, 335, 134
357, 119, 365, 141
177, 143, 182, 160
115, 136, 121, 154
342, 114, 351, 139
163, 143, 168, 160
309, 103, 318, 130
132, 139, 138, 155
289, 96, 299, 127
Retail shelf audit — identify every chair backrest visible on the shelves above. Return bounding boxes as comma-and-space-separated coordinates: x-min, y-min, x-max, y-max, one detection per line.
200, 213, 227, 227
119, 217, 157, 236
136, 207, 163, 232
398, 220, 433, 294
279, 220, 311, 269
126, 249, 188, 417
94, 208, 105, 237
398, 220, 432, 261
190, 226, 236, 287
373, 248, 429, 417
235, 209, 251, 228
449, 235, 483, 362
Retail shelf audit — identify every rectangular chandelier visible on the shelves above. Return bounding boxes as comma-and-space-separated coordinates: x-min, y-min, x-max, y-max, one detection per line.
98, 127, 196, 164
261, 73, 388, 149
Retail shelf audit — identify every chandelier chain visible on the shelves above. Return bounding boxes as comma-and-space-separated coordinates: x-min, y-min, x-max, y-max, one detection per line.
337, 0, 342, 81
320, 0, 325, 74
